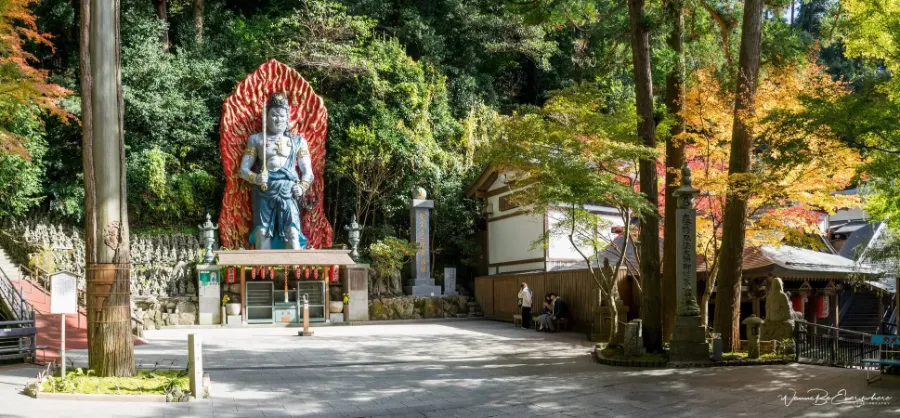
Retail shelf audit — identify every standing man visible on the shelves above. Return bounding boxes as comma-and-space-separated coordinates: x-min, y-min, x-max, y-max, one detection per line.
518, 282, 533, 329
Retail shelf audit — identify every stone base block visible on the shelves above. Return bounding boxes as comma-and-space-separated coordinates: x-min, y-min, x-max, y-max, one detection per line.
226, 315, 242, 325
330, 313, 344, 323
298, 330, 315, 337
405, 278, 435, 287
670, 315, 709, 363
404, 285, 442, 296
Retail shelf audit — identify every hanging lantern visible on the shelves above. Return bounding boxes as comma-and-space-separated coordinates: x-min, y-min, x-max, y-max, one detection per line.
304, 266, 310, 279
816, 295, 830, 319
294, 265, 301, 279
226, 267, 236, 284
791, 295, 804, 313
313, 266, 320, 280
331, 265, 338, 282
270, 266, 276, 280
251, 267, 258, 280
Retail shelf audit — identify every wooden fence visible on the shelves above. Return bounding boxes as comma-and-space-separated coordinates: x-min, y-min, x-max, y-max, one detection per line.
475, 267, 634, 325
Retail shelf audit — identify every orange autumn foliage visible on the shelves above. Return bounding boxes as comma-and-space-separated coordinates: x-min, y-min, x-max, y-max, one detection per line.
680, 60, 863, 266
0, 0, 72, 158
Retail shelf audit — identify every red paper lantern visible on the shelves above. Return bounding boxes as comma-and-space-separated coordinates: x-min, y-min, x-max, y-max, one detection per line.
816, 295, 830, 319
313, 266, 320, 280
270, 266, 275, 279
251, 267, 258, 279
330, 265, 338, 282
791, 295, 804, 313
226, 267, 236, 284
304, 266, 310, 280
294, 265, 301, 279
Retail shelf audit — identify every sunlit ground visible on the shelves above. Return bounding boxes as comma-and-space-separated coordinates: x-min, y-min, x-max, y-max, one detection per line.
1, 320, 898, 417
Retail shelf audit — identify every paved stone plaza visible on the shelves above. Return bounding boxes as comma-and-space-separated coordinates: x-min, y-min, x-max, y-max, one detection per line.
1, 319, 899, 417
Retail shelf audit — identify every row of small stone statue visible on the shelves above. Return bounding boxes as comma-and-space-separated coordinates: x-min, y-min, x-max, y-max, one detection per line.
3, 218, 203, 265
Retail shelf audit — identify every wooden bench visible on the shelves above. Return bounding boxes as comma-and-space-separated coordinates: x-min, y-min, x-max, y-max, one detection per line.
553, 317, 572, 332
861, 335, 900, 384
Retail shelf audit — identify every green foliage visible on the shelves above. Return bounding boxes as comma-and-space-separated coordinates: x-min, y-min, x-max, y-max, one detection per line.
41, 369, 189, 395
368, 236, 419, 279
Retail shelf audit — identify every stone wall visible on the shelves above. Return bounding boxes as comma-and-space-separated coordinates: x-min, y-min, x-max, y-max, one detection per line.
368, 295, 469, 320
0, 218, 202, 330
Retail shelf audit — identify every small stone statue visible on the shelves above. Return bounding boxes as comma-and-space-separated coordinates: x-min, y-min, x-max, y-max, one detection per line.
344, 214, 363, 262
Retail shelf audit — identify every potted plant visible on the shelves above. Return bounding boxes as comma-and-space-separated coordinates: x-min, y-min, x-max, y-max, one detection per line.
223, 294, 241, 316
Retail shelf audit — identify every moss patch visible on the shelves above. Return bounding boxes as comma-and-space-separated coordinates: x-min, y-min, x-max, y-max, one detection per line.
41, 369, 189, 395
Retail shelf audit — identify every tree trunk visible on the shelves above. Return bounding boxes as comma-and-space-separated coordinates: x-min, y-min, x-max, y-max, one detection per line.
193, 0, 203, 44
628, 0, 662, 352
80, 0, 135, 377
153, 0, 169, 52
662, 0, 685, 342
713, 0, 765, 352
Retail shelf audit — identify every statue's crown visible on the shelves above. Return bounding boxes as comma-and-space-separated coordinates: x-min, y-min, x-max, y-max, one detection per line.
267, 92, 289, 111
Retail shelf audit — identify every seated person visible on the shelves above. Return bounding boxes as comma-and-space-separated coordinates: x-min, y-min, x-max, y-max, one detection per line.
547, 293, 569, 332
535, 294, 553, 331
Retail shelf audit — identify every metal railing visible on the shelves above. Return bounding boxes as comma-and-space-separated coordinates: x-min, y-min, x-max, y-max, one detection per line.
794, 320, 880, 369
0, 265, 36, 362
0, 265, 31, 322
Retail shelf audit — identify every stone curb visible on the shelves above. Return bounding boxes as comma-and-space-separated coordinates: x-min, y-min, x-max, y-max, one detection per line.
156, 316, 486, 330
592, 349, 668, 368
35, 392, 169, 402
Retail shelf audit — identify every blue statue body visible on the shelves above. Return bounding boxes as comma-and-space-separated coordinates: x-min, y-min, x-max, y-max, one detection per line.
239, 93, 314, 249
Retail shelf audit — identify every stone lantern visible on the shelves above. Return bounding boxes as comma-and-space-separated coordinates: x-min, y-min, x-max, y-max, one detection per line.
344, 214, 363, 262
742, 315, 765, 359
198, 213, 218, 265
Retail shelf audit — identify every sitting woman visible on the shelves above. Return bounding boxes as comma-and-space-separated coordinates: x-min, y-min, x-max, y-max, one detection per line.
535, 294, 554, 331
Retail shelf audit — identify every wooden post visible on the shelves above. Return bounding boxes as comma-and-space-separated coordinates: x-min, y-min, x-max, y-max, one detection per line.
188, 334, 203, 399
324, 272, 330, 321
60, 313, 66, 378
240, 266, 246, 324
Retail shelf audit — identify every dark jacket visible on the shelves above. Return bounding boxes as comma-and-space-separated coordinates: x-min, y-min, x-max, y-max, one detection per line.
552, 298, 569, 319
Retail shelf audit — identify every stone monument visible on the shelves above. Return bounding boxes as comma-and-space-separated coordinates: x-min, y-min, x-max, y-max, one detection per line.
623, 319, 646, 357
669, 164, 710, 363
443, 267, 457, 296
405, 187, 441, 296
761, 277, 796, 341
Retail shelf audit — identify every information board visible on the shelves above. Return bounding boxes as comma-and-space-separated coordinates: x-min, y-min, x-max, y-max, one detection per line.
50, 271, 78, 314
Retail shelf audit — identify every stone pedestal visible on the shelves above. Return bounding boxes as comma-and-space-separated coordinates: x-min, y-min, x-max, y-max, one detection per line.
342, 264, 370, 321
669, 315, 710, 363
226, 314, 241, 325
196, 265, 221, 325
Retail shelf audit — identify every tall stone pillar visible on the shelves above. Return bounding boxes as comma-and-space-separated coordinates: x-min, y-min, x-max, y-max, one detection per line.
405, 188, 441, 296
669, 165, 710, 363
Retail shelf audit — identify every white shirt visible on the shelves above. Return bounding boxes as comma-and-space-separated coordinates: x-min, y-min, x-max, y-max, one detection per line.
518, 287, 533, 308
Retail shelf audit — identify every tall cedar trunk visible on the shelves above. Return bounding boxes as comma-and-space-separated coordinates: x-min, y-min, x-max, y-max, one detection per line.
153, 0, 169, 51
627, 0, 662, 352
80, 0, 135, 377
661, 0, 685, 342
193, 0, 203, 44
713, 0, 765, 352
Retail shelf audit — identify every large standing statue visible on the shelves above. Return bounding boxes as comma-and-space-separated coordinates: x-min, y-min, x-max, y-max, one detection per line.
219, 60, 334, 250
760, 277, 796, 341
239, 93, 314, 249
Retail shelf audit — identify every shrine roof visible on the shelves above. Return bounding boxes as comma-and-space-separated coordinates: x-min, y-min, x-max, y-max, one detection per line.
213, 249, 356, 266
698, 245, 882, 280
